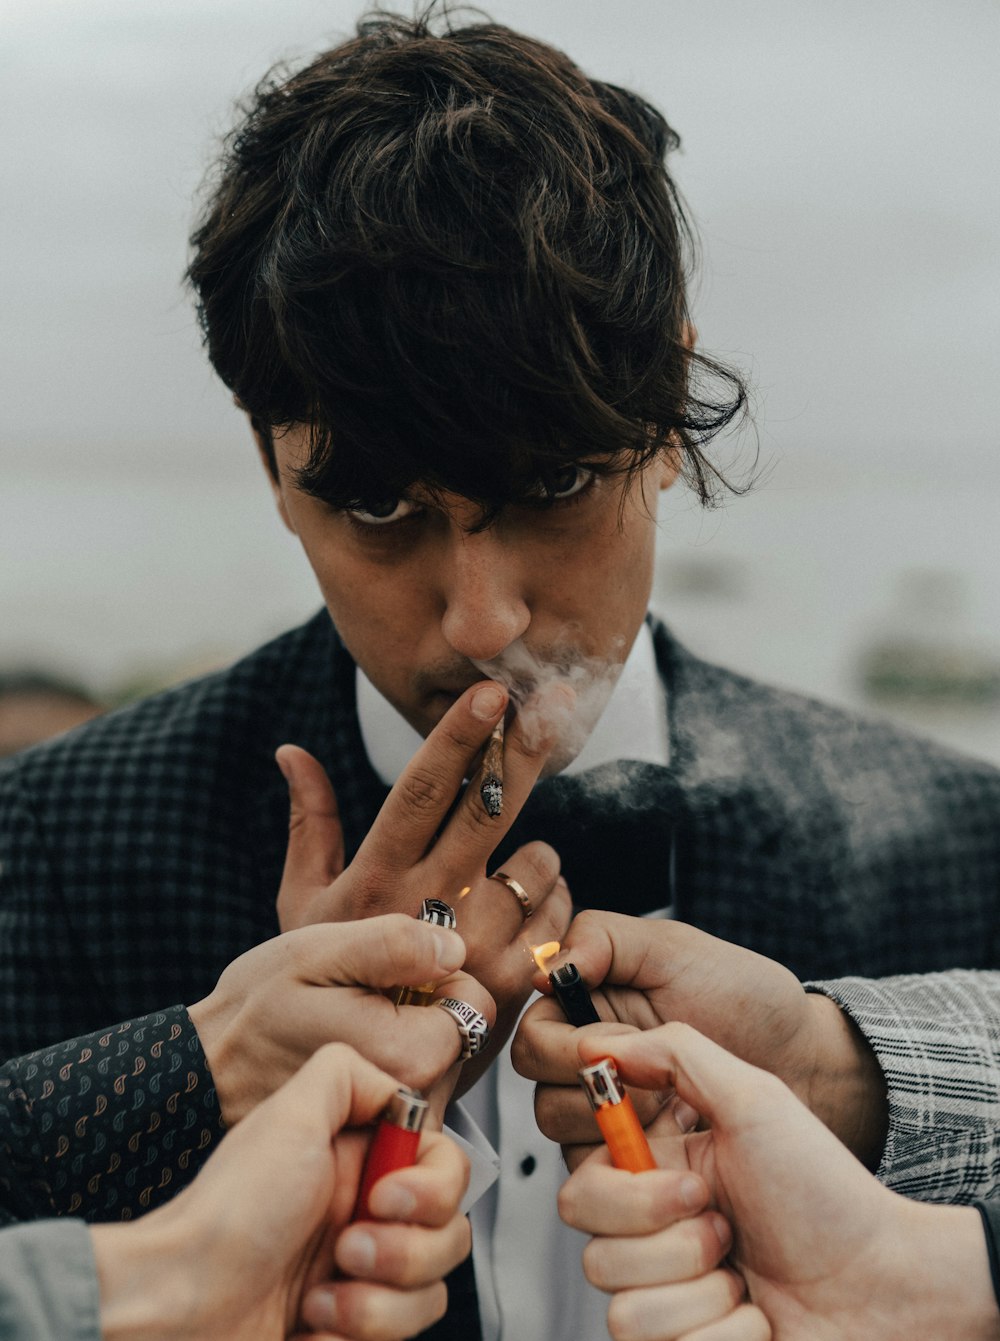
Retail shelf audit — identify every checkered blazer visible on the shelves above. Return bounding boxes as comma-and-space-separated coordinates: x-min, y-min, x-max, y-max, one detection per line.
2, 614, 1000, 1232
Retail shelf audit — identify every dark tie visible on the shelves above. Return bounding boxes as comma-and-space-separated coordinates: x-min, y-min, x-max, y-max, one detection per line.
492, 759, 682, 915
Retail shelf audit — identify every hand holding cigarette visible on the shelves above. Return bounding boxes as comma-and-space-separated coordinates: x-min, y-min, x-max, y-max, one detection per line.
270, 679, 576, 1091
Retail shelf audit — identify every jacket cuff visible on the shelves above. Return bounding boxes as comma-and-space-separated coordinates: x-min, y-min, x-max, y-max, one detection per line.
806, 972, 1000, 1203
1, 1006, 224, 1222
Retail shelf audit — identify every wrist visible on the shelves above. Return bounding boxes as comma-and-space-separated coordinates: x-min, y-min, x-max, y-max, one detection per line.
91, 1204, 206, 1341
800, 992, 888, 1169
890, 1200, 1000, 1340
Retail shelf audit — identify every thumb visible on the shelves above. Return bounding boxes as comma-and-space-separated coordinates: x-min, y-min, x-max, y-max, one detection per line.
578, 1021, 781, 1134
276, 744, 346, 929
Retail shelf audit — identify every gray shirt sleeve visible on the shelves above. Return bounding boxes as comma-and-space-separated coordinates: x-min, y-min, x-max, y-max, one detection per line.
0, 1219, 101, 1340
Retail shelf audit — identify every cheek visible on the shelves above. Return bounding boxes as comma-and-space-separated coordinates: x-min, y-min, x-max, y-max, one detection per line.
304, 542, 433, 661
582, 517, 657, 610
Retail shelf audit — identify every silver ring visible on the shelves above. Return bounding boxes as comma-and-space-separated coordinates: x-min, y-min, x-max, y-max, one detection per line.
489, 870, 534, 920
435, 997, 490, 1062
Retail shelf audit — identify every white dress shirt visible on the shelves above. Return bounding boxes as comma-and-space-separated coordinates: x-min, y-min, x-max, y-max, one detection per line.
357, 623, 672, 1341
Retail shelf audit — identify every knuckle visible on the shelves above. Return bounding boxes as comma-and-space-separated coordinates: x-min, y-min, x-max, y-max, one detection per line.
555, 1177, 579, 1227
571, 907, 603, 940
419, 1281, 449, 1333
606, 1294, 639, 1341
511, 1022, 550, 1081
508, 715, 554, 763
513, 840, 561, 888
311, 1041, 354, 1073
742, 1303, 774, 1340
462, 791, 508, 839
696, 1216, 729, 1272
722, 1265, 748, 1305
398, 766, 450, 816
580, 1238, 614, 1290
533, 1089, 574, 1142
376, 913, 430, 974
331, 1284, 377, 1339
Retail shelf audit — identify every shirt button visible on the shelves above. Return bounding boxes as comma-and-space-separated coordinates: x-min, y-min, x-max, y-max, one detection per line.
519, 1155, 536, 1176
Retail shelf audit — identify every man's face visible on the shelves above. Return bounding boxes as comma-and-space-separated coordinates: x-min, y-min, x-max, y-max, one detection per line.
262, 424, 676, 767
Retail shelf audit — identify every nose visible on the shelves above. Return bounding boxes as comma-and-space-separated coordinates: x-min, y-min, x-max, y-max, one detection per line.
438, 530, 530, 662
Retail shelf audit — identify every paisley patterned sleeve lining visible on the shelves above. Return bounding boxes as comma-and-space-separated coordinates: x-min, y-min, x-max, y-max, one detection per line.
0, 1006, 223, 1224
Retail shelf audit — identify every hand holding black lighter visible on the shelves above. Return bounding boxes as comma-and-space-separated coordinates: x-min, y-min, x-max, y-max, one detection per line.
549, 962, 602, 1026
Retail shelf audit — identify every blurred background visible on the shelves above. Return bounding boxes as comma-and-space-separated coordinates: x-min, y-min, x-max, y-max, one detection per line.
2, 0, 999, 758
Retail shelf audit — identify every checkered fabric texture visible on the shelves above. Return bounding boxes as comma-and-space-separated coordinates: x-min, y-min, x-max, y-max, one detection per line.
3, 611, 1000, 1338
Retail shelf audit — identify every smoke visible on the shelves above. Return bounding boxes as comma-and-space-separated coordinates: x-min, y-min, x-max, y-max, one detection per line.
472, 634, 627, 773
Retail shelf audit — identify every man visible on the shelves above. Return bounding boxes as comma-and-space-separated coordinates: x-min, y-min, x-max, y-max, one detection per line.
2, 9, 1000, 1341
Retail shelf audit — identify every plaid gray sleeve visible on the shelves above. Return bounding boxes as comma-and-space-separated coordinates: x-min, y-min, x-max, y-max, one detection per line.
807, 971, 1000, 1203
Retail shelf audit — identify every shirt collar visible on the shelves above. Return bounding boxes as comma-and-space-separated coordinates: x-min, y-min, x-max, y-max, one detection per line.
357, 621, 670, 786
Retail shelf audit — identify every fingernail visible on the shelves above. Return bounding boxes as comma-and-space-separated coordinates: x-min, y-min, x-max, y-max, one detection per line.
709, 1211, 732, 1251
673, 1101, 699, 1133
432, 927, 465, 972
680, 1175, 705, 1210
302, 1287, 338, 1331
471, 684, 506, 721
371, 1181, 418, 1219
275, 750, 293, 785
337, 1228, 377, 1275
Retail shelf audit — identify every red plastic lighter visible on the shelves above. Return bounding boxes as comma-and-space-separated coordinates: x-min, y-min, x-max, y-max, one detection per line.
352, 1086, 430, 1221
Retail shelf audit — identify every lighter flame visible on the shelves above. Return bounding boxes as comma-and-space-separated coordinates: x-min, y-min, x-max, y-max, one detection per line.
531, 941, 561, 973
458, 886, 472, 899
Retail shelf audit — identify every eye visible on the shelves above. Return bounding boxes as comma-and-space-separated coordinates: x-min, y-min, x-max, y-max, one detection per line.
344, 497, 421, 526
529, 466, 595, 503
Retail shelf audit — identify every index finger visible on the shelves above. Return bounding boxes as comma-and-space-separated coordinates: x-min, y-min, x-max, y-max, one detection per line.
366, 1129, 471, 1227
541, 909, 675, 994
357, 680, 509, 871
510, 994, 613, 1085
428, 680, 576, 886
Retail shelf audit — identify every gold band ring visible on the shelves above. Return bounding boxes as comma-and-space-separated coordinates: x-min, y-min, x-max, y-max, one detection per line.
489, 870, 534, 920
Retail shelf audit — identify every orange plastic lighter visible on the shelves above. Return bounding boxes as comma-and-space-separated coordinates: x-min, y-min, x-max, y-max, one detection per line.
578, 1058, 657, 1173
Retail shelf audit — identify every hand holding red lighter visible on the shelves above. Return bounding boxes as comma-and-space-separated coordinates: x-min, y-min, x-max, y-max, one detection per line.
352, 1085, 430, 1222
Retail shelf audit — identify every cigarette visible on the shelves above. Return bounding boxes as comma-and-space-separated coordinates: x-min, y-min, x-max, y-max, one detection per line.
550, 963, 602, 1026
578, 1058, 657, 1173
480, 718, 504, 817
352, 1085, 429, 1221
392, 898, 457, 1007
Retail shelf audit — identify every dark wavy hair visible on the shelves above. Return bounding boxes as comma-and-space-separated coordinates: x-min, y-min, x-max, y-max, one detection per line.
187, 6, 747, 516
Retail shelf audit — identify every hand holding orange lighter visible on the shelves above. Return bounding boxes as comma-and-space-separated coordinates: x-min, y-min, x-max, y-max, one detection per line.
352, 1086, 429, 1221
578, 1058, 658, 1173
